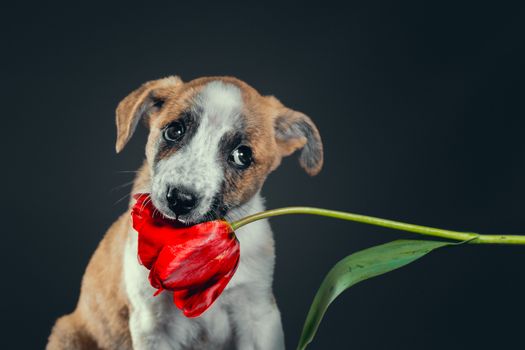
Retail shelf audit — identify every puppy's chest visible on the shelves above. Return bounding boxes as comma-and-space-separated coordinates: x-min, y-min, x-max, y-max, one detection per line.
123, 220, 275, 348
150, 294, 234, 349
123, 232, 232, 345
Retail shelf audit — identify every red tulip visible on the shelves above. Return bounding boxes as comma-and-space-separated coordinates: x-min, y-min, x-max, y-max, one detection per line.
131, 193, 240, 317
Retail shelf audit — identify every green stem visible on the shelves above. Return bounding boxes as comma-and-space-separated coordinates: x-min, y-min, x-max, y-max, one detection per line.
230, 206, 525, 245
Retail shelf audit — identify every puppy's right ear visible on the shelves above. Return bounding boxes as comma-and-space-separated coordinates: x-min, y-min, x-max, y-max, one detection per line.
115, 76, 183, 153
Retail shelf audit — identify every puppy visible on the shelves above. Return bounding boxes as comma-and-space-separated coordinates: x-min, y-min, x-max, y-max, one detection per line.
47, 76, 323, 349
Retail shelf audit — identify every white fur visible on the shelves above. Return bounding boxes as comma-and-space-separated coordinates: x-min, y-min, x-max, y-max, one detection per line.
124, 193, 285, 349
151, 81, 243, 222
126, 81, 284, 349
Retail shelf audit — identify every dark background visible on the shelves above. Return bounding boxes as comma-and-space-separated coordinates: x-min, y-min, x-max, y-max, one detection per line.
1, 1, 524, 349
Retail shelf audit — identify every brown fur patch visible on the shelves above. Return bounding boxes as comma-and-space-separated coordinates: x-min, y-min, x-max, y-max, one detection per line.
47, 214, 132, 349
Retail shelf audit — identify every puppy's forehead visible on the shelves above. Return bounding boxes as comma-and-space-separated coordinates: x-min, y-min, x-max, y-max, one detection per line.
156, 78, 257, 127
193, 81, 243, 128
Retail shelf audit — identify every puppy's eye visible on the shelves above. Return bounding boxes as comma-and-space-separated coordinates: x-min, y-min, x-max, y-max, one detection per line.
229, 145, 253, 169
163, 121, 185, 142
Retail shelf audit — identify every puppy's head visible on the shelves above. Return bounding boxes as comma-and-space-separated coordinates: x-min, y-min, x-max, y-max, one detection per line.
116, 76, 323, 224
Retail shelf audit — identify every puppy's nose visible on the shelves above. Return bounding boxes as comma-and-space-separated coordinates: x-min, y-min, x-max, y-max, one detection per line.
166, 187, 198, 216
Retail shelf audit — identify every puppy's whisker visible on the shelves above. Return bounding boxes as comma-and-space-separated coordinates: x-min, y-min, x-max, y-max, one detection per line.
113, 193, 131, 206
152, 208, 161, 218
140, 197, 152, 214
211, 209, 221, 221
110, 180, 135, 193
203, 212, 212, 223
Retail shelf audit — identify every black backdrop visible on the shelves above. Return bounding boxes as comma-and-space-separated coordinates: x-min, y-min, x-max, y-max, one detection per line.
2, 2, 525, 349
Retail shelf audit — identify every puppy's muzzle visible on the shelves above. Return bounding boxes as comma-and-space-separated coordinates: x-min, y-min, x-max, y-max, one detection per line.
166, 187, 199, 216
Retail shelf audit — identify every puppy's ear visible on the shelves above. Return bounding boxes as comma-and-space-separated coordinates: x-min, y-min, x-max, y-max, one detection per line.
115, 76, 183, 153
274, 107, 324, 176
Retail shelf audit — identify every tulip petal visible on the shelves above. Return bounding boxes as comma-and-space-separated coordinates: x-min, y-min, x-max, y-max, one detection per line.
173, 260, 239, 318
158, 239, 239, 289
130, 193, 241, 318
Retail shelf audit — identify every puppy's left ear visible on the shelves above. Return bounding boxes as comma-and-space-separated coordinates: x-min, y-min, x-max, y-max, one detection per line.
274, 107, 324, 176
115, 76, 183, 153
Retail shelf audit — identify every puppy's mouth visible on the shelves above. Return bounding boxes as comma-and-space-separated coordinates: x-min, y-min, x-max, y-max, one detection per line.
169, 215, 194, 226
157, 203, 228, 226
155, 210, 199, 226
148, 190, 229, 226
171, 211, 225, 226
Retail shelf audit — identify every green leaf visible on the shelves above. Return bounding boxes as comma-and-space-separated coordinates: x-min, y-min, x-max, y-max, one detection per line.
297, 239, 451, 350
